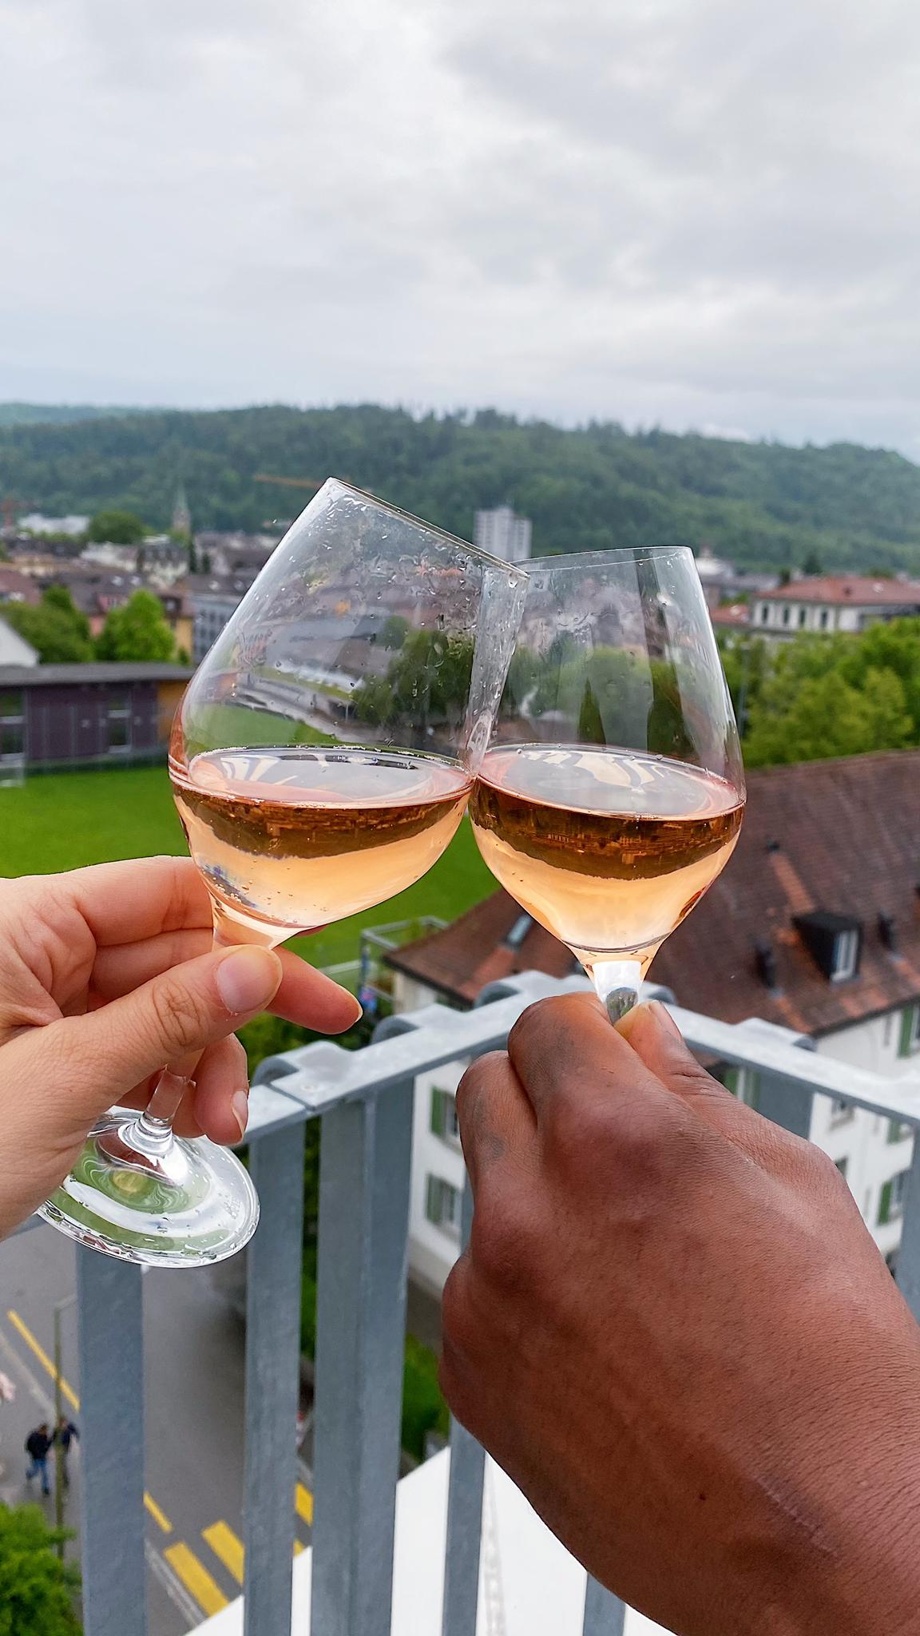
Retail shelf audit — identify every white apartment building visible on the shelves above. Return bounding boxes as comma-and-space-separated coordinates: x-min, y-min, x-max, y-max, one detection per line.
473, 505, 532, 565
387, 749, 920, 1295
752, 574, 920, 640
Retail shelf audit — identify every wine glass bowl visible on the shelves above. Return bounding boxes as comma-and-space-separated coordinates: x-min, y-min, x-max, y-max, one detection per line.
468, 547, 745, 1021
40, 481, 525, 1265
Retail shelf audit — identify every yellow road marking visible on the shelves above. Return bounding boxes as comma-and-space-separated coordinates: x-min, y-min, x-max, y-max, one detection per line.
203, 1520, 244, 1584
7, 1309, 79, 1410
144, 1493, 173, 1533
294, 1539, 305, 1556
296, 1482, 314, 1526
5, 1307, 172, 1534
164, 1544, 229, 1616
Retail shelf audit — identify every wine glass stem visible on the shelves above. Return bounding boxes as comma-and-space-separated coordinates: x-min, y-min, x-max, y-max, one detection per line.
590, 959, 643, 1025
130, 1069, 192, 1152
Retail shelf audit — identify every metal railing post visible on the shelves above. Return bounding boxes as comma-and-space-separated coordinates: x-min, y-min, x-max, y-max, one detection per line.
582, 1576, 626, 1636
310, 1079, 415, 1636
895, 1135, 920, 1322
243, 1121, 307, 1636
77, 1248, 147, 1636
441, 1177, 485, 1636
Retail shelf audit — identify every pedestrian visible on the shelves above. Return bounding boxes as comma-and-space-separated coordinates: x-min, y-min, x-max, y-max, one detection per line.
54, 1415, 79, 1488
24, 1423, 52, 1496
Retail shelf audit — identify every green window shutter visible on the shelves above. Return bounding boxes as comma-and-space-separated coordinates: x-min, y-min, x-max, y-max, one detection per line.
879, 1180, 893, 1226
425, 1175, 440, 1223
430, 1089, 446, 1137
898, 1007, 917, 1058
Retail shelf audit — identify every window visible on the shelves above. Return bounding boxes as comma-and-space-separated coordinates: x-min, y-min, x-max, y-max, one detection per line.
832, 929, 859, 982
107, 691, 131, 753
819, 609, 830, 629
0, 690, 24, 759
782, 606, 791, 626
425, 1175, 461, 1238
829, 1097, 854, 1127
899, 1005, 920, 1057
430, 1087, 460, 1145
798, 607, 807, 627
887, 1119, 912, 1144
760, 604, 769, 624
878, 1168, 910, 1226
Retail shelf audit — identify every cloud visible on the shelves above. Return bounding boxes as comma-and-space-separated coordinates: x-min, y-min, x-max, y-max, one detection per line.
3, 0, 920, 450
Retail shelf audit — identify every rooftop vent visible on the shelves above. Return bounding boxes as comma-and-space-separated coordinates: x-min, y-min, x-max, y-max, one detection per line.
754, 939, 779, 990
878, 912, 899, 952
793, 911, 862, 983
504, 912, 533, 952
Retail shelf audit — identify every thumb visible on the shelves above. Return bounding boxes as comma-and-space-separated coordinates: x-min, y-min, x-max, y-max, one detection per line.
60, 945, 283, 1121
618, 1000, 776, 1151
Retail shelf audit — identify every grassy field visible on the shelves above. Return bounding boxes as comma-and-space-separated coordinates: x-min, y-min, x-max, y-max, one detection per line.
0, 763, 494, 967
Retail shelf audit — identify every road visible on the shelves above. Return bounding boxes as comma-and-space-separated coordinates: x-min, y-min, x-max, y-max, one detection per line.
0, 1223, 314, 1633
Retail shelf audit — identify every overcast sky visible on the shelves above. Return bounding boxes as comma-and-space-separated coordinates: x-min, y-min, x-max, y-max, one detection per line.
5, 0, 920, 452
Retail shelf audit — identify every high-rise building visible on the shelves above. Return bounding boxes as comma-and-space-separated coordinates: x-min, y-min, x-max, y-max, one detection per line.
473, 505, 532, 564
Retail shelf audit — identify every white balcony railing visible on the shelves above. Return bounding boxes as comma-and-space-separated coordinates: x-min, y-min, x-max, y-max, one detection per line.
55, 972, 920, 1636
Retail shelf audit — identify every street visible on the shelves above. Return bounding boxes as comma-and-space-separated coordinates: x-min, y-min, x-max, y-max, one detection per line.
0, 1222, 314, 1633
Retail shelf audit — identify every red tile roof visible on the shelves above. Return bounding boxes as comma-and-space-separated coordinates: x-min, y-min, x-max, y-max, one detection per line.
761, 576, 920, 607
710, 603, 751, 627
388, 751, 920, 1033
0, 568, 40, 606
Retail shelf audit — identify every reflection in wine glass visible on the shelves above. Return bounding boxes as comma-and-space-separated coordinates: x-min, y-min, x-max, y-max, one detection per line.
468, 547, 745, 1023
40, 481, 526, 1266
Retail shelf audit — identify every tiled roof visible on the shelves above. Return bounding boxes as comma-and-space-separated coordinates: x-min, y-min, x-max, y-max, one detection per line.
0, 568, 40, 606
388, 750, 920, 1033
710, 603, 751, 627
760, 576, 920, 606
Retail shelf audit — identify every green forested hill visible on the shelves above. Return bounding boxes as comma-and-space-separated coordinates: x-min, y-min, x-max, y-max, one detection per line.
0, 402, 146, 429
2, 402, 920, 572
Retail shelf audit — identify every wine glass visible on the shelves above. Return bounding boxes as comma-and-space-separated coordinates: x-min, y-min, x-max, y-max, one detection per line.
40, 481, 526, 1266
468, 547, 745, 1022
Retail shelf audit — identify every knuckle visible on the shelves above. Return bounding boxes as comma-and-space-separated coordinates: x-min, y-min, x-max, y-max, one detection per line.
468, 1187, 539, 1292
455, 1051, 505, 1119
147, 972, 213, 1053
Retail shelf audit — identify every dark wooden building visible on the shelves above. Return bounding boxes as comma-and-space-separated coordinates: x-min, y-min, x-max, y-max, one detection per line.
0, 663, 192, 771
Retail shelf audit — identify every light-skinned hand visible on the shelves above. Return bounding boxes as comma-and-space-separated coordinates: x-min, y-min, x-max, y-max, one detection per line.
441, 993, 920, 1636
0, 855, 360, 1236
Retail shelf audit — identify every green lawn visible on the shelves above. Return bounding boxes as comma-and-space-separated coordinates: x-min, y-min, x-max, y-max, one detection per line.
0, 764, 494, 967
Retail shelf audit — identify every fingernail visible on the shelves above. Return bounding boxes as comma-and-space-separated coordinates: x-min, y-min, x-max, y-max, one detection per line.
231, 1090, 249, 1139
216, 947, 282, 1014
648, 999, 682, 1041
345, 995, 364, 1025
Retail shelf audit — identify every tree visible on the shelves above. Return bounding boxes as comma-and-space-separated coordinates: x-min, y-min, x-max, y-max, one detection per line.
744, 666, 913, 766
96, 591, 176, 662
86, 508, 146, 545
1, 587, 93, 662
0, 1503, 80, 1636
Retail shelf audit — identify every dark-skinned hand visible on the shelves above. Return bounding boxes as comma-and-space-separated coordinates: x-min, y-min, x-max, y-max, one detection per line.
441, 993, 920, 1636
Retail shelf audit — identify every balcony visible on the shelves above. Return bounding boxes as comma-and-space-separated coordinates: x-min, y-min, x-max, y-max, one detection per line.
52, 972, 920, 1636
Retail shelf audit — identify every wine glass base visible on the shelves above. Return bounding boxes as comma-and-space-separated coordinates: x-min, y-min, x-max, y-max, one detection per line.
38, 1114, 260, 1268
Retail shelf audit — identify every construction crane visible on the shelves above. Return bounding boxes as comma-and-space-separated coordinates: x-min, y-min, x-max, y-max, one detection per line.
1, 494, 33, 534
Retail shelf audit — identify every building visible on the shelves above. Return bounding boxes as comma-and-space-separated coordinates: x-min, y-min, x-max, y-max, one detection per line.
15, 512, 89, 537
0, 618, 39, 669
694, 546, 776, 612
186, 571, 259, 663
172, 483, 192, 540
0, 662, 191, 770
0, 566, 40, 610
752, 575, 920, 639
473, 505, 532, 564
386, 750, 920, 1292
